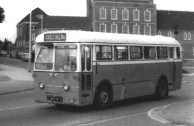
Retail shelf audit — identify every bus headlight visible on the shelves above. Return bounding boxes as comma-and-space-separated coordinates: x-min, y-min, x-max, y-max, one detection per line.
63, 85, 70, 91
39, 82, 45, 89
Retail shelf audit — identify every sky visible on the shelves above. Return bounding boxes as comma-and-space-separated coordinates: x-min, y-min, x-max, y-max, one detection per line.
0, 0, 194, 42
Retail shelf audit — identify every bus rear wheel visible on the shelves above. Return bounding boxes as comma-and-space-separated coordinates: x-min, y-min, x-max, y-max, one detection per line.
155, 78, 169, 99
94, 86, 112, 108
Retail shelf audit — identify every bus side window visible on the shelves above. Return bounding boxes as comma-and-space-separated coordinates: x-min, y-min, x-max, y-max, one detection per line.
81, 46, 85, 71
86, 46, 92, 71
144, 46, 156, 60
130, 46, 143, 60
114, 45, 128, 60
81, 45, 92, 71
169, 47, 174, 59
157, 47, 168, 59
176, 47, 181, 59
96, 45, 112, 60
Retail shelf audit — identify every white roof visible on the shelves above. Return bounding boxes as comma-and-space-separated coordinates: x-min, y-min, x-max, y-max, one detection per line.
36, 30, 181, 47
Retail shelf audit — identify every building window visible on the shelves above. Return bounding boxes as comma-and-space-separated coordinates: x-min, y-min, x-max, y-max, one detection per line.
188, 32, 192, 40
122, 8, 129, 20
184, 32, 192, 40
144, 9, 151, 22
111, 8, 118, 20
111, 23, 118, 33
144, 23, 151, 35
32, 25, 36, 31
193, 47, 194, 56
122, 23, 129, 33
99, 7, 107, 20
132, 23, 140, 34
184, 32, 187, 40
32, 33, 36, 41
168, 31, 174, 37
99, 23, 106, 32
133, 8, 140, 21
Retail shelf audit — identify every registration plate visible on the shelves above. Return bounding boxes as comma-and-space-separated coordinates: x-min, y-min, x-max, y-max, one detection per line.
47, 95, 63, 103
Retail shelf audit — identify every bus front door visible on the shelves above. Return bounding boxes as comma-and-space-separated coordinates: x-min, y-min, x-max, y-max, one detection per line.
81, 45, 93, 105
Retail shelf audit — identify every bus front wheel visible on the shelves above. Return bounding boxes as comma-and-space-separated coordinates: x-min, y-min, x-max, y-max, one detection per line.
155, 78, 169, 99
94, 85, 113, 108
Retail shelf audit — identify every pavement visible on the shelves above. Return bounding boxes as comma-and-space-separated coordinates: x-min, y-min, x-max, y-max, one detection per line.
0, 60, 194, 126
160, 100, 194, 126
149, 66, 194, 126
0, 64, 34, 95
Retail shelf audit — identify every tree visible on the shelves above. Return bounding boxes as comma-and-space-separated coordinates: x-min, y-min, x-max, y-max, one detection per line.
0, 40, 3, 51
0, 7, 5, 23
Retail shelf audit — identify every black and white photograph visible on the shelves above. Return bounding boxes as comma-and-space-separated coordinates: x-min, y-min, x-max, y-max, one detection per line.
0, 0, 194, 126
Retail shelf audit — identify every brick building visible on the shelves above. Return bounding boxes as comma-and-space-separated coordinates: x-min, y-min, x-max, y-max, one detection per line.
15, 8, 91, 58
15, 8, 47, 57
157, 10, 194, 60
15, 1, 194, 60
90, 0, 157, 35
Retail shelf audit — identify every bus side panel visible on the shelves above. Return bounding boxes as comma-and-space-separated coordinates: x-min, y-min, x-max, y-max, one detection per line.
79, 72, 94, 106
173, 61, 182, 90
93, 61, 176, 102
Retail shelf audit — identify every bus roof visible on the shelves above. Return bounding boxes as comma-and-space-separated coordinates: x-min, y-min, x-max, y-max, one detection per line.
35, 30, 181, 46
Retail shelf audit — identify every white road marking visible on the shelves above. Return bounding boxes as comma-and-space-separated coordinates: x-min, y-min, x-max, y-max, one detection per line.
78, 111, 146, 126
147, 104, 171, 124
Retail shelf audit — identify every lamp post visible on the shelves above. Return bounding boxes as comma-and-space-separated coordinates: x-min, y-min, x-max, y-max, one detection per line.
28, 10, 32, 72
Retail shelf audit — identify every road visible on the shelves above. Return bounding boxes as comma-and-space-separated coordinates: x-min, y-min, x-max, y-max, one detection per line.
0, 74, 193, 126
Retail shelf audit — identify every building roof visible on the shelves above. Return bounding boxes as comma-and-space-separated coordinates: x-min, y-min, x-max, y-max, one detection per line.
18, 8, 47, 25
43, 16, 91, 31
157, 10, 194, 30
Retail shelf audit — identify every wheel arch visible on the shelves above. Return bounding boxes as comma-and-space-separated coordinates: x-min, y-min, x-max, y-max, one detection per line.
154, 74, 169, 99
158, 75, 168, 85
93, 79, 113, 103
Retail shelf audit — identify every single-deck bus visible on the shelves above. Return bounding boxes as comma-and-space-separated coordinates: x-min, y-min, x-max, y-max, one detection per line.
33, 30, 182, 107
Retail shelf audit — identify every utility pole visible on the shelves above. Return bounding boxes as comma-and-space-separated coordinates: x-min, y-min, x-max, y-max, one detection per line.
28, 10, 32, 72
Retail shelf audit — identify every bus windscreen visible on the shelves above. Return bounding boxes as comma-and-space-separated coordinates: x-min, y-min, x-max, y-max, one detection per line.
35, 44, 77, 72
35, 45, 54, 70
55, 45, 77, 72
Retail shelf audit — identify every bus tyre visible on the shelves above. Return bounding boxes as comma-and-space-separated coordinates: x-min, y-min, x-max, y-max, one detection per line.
94, 86, 112, 109
155, 78, 169, 99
